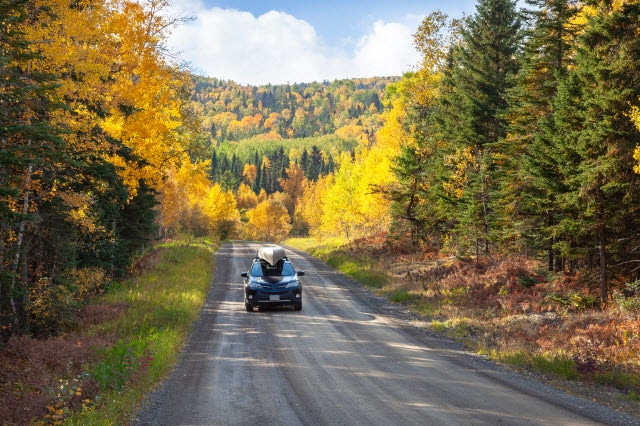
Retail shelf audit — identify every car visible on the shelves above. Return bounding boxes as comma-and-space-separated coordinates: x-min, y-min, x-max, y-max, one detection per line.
241, 245, 304, 312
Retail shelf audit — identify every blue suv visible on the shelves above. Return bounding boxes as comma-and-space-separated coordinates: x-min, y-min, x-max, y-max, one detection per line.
241, 246, 304, 312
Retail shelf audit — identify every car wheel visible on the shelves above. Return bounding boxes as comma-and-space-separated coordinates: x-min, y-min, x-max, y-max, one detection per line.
293, 303, 302, 311
245, 304, 253, 312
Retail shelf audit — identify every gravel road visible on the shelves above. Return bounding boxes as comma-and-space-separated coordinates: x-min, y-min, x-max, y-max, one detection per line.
132, 241, 638, 425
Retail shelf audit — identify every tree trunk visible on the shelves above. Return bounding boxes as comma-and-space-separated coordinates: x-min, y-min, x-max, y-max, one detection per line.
110, 219, 117, 279
0, 225, 4, 301
9, 162, 34, 326
598, 224, 607, 305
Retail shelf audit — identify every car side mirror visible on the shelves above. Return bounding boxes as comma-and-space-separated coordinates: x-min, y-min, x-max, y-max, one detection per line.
241, 272, 248, 278
297, 271, 305, 276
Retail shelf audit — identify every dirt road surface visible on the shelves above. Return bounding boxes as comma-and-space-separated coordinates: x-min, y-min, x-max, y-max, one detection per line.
133, 241, 637, 425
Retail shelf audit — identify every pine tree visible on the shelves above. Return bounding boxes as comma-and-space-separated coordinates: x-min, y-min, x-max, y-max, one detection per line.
252, 155, 262, 194
556, 1, 640, 302
300, 148, 310, 177
435, 0, 522, 256
502, 0, 581, 267
308, 145, 323, 181
210, 149, 218, 179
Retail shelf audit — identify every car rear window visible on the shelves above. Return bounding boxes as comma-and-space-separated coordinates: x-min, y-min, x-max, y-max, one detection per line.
251, 260, 295, 277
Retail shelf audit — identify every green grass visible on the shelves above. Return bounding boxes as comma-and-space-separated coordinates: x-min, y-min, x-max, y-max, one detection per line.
595, 371, 640, 396
491, 350, 579, 381
411, 298, 442, 317
284, 236, 346, 257
285, 237, 388, 290
66, 239, 216, 425
390, 290, 414, 303
430, 319, 471, 340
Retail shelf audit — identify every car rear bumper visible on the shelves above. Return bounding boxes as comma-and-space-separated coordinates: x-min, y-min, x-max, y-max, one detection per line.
245, 288, 302, 307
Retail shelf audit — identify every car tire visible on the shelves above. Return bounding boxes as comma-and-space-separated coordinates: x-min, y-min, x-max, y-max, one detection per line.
293, 303, 302, 311
245, 304, 253, 312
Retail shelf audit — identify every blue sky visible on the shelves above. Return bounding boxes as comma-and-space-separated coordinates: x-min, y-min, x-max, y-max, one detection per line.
167, 0, 478, 86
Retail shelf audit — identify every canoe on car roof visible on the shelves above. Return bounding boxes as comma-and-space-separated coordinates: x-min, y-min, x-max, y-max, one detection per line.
257, 245, 286, 266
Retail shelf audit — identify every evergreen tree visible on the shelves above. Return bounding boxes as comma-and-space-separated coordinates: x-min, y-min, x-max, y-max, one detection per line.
252, 155, 262, 194
259, 163, 268, 194
503, 0, 581, 267
308, 145, 323, 181
435, 0, 522, 255
325, 154, 335, 175
300, 148, 309, 176
0, 0, 71, 330
555, 1, 640, 302
210, 149, 218, 179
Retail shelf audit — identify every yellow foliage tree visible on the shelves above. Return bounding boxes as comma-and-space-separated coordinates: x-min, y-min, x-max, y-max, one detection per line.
319, 150, 393, 239
157, 165, 192, 237
311, 95, 402, 239
263, 112, 281, 131
279, 162, 307, 216
242, 163, 257, 185
201, 184, 240, 239
244, 199, 291, 242
158, 161, 239, 238
236, 183, 259, 210
298, 175, 332, 237
336, 124, 366, 141
99, 0, 194, 196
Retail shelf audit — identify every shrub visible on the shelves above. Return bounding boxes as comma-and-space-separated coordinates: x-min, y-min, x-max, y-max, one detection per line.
615, 279, 640, 315
68, 267, 108, 301
545, 291, 599, 311
27, 278, 78, 337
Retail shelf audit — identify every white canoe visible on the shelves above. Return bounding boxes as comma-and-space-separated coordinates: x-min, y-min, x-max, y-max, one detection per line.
257, 245, 286, 266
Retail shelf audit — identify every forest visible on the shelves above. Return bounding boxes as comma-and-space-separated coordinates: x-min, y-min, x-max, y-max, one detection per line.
1, 0, 640, 343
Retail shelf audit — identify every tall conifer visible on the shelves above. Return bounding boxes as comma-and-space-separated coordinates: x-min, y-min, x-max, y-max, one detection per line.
556, 1, 640, 301
435, 0, 522, 255
503, 0, 580, 266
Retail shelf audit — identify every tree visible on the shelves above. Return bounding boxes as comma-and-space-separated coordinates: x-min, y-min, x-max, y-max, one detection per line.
435, 0, 522, 256
279, 162, 307, 217
100, 0, 194, 196
0, 0, 70, 329
244, 199, 291, 242
306, 145, 324, 181
298, 175, 332, 238
236, 183, 259, 210
386, 12, 456, 246
502, 0, 581, 267
554, 1, 640, 302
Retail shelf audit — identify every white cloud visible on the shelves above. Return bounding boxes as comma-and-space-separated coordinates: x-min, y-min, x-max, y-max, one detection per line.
167, 5, 421, 85
352, 20, 421, 78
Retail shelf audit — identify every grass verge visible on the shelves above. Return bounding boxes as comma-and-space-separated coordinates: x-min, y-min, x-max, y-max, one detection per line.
65, 239, 216, 425
285, 237, 387, 290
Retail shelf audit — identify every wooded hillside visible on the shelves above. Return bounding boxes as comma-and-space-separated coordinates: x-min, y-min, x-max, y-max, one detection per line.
189, 76, 396, 144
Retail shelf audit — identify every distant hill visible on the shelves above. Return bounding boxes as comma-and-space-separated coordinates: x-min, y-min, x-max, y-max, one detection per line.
187, 76, 399, 144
